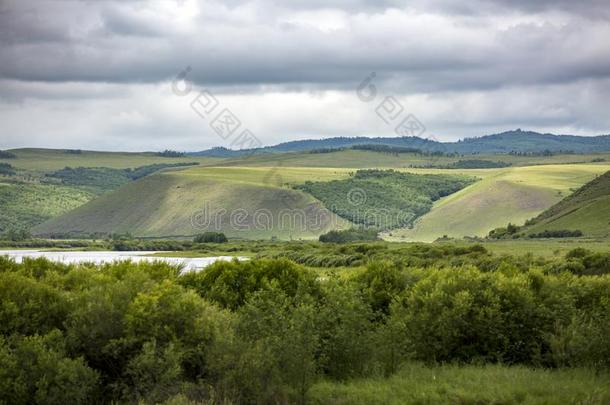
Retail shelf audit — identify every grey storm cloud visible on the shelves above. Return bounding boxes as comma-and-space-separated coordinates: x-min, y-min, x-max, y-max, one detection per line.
1, 0, 609, 90
0, 0, 609, 151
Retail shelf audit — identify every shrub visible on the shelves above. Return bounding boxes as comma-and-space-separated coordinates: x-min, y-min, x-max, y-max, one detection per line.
0, 163, 16, 176
193, 232, 228, 243
319, 228, 379, 243
179, 259, 319, 310
157, 150, 185, 158
529, 229, 583, 238
0, 150, 16, 159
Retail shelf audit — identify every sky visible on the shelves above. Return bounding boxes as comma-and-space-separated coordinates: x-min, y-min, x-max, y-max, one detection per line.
1, 0, 609, 151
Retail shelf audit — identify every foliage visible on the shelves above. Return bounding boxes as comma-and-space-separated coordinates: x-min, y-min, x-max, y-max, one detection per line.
1, 228, 32, 241
179, 258, 319, 310
296, 169, 474, 229
443, 159, 512, 169
0, 163, 16, 176
193, 232, 228, 243
529, 229, 583, 238
46, 162, 199, 194
350, 144, 422, 154
0, 183, 93, 233
0, 331, 100, 405
0, 150, 17, 159
319, 228, 379, 243
157, 150, 186, 158
1, 247, 610, 403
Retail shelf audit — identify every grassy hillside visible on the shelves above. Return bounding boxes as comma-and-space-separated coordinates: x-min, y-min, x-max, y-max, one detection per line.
522, 171, 610, 237
215, 148, 610, 169
34, 166, 351, 239
1, 148, 223, 171
0, 182, 93, 233
387, 164, 610, 242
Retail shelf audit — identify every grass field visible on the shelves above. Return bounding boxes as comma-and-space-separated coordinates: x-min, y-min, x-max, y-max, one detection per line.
0, 148, 223, 171
217, 149, 610, 168
387, 164, 610, 242
34, 166, 351, 239
521, 171, 610, 238
6, 148, 610, 241
308, 363, 610, 404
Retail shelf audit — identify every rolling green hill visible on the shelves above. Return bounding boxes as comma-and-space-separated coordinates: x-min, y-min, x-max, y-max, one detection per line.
33, 166, 352, 239
0, 148, 223, 171
521, 170, 610, 238
215, 148, 610, 169
386, 164, 610, 242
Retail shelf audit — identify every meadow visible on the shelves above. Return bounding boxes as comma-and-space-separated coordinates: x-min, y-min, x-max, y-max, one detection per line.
3, 148, 609, 241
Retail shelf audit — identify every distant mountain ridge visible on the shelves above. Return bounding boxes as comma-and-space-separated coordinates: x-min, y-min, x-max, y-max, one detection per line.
188, 129, 610, 157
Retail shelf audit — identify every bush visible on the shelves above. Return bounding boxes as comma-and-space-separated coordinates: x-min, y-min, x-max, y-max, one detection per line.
1, 252, 609, 403
179, 259, 318, 310
0, 163, 15, 176
193, 232, 228, 243
529, 229, 583, 238
319, 228, 379, 243
157, 150, 185, 158
0, 150, 16, 159
0, 331, 99, 405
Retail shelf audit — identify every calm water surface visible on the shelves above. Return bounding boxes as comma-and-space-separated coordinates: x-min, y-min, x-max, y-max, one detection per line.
0, 250, 240, 273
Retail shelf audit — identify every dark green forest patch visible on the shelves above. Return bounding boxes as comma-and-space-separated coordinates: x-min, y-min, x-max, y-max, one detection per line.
295, 169, 475, 229
45, 162, 199, 194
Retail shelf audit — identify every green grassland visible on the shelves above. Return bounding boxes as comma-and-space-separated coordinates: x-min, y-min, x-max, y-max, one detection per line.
309, 363, 610, 405
0, 148, 223, 171
6, 148, 610, 241
216, 148, 610, 168
0, 181, 93, 232
34, 166, 352, 239
388, 164, 610, 242
521, 171, 610, 238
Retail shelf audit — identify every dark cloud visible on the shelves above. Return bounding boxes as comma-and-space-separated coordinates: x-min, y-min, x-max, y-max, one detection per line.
0, 0, 609, 150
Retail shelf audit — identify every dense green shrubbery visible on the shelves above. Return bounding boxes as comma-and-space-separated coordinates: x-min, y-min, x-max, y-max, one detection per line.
319, 228, 379, 243
1, 248, 609, 403
529, 229, 583, 238
156, 150, 185, 157
193, 232, 228, 243
0, 150, 16, 159
350, 144, 422, 154
0, 163, 16, 176
488, 223, 583, 239
46, 162, 199, 194
296, 169, 474, 229
0, 183, 93, 234
443, 159, 512, 169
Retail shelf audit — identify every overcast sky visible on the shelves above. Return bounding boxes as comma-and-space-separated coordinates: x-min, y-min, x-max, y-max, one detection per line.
1, 0, 609, 151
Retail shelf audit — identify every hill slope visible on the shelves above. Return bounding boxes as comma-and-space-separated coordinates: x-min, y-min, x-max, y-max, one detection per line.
387, 164, 610, 242
189, 130, 610, 156
33, 166, 351, 239
521, 170, 610, 237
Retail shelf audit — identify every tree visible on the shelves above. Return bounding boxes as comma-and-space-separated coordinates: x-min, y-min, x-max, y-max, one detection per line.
193, 232, 228, 243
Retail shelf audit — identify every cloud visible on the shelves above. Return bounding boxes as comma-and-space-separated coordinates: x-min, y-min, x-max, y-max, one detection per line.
0, 0, 609, 150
